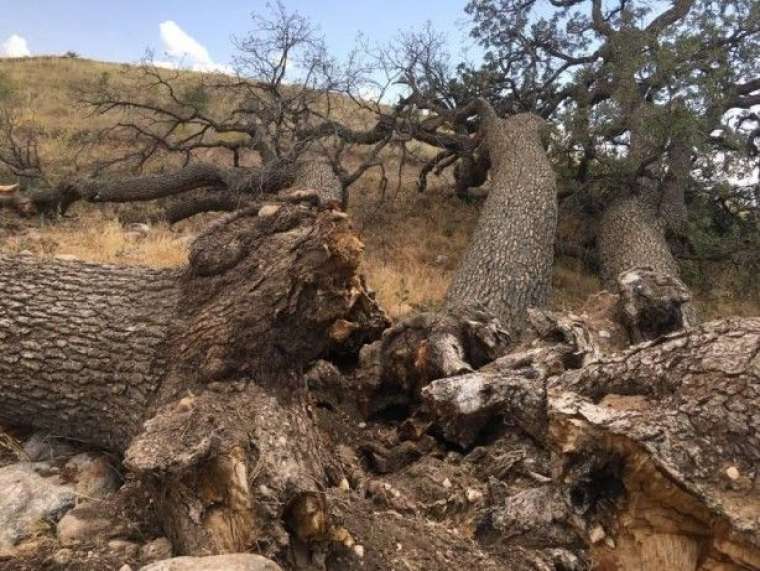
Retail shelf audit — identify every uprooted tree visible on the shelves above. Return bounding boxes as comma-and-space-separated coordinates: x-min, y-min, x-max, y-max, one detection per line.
0, 3, 759, 569
1, 180, 759, 569
395, 0, 760, 289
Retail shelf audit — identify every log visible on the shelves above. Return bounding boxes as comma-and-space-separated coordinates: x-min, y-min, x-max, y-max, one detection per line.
0, 196, 388, 558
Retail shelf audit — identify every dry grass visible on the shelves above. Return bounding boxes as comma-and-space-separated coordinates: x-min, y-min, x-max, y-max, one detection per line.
2, 57, 759, 321
2, 207, 191, 268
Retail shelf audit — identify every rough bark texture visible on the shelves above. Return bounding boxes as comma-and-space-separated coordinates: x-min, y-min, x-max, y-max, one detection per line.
0, 191, 389, 559
616, 267, 693, 342
417, 314, 760, 570
0, 254, 178, 450
289, 160, 342, 207
550, 318, 760, 570
445, 101, 558, 333
597, 194, 680, 286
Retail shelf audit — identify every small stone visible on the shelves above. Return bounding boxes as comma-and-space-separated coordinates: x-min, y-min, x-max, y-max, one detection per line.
258, 204, 281, 218
442, 478, 452, 489
0, 463, 76, 549
18, 250, 34, 256
589, 525, 606, 544
140, 554, 282, 570
358, 422, 367, 429
605, 536, 616, 549
118, 565, 133, 571
434, 254, 450, 266
141, 537, 173, 562
598, 329, 611, 339
57, 506, 115, 546
465, 488, 483, 503
107, 538, 139, 558
54, 254, 79, 262
726, 466, 740, 480
66, 452, 120, 499
338, 478, 350, 491
52, 548, 73, 564
353, 544, 365, 558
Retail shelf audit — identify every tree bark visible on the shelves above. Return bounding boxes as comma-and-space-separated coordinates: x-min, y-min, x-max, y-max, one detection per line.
597, 193, 681, 285
0, 197, 388, 558
549, 318, 760, 570
419, 315, 760, 570
0, 254, 178, 450
445, 100, 558, 333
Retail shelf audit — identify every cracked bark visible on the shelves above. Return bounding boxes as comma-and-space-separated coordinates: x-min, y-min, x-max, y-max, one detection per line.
0, 191, 388, 558
445, 100, 558, 334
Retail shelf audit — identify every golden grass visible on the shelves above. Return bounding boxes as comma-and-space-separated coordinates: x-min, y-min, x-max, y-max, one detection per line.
2, 57, 759, 321
3, 208, 190, 268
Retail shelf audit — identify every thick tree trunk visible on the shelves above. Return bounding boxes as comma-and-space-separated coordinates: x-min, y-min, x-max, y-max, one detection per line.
0, 195, 388, 559
445, 100, 558, 333
0, 254, 178, 450
597, 193, 680, 285
420, 314, 760, 570
549, 318, 760, 570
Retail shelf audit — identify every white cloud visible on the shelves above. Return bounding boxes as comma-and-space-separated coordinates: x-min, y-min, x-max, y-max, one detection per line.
160, 21, 212, 66
157, 20, 233, 74
0, 34, 31, 58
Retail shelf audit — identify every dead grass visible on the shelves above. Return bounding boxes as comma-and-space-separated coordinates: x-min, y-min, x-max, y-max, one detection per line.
1, 57, 759, 321
2, 207, 191, 268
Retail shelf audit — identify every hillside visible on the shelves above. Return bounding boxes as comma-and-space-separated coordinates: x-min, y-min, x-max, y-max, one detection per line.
0, 56, 756, 319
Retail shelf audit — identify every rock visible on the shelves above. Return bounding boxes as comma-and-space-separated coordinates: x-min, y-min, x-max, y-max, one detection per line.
57, 504, 121, 546
0, 463, 76, 548
257, 204, 281, 218
108, 538, 140, 559
140, 554, 283, 571
23, 432, 77, 462
126, 223, 151, 236
52, 548, 74, 564
65, 452, 120, 499
140, 537, 173, 562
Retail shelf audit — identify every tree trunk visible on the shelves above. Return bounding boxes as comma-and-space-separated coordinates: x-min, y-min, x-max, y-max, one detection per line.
0, 197, 388, 558
597, 194, 681, 285
0, 254, 178, 450
550, 318, 760, 570
420, 314, 760, 570
445, 100, 558, 333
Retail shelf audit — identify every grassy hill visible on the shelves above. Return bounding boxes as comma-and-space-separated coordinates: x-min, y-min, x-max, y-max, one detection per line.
0, 56, 756, 319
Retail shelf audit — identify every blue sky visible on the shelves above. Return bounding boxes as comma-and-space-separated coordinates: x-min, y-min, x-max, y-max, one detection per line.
0, 1, 475, 69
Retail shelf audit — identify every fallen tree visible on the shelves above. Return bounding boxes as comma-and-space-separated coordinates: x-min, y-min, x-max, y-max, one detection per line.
0, 189, 389, 558
1, 195, 759, 570
444, 99, 557, 332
